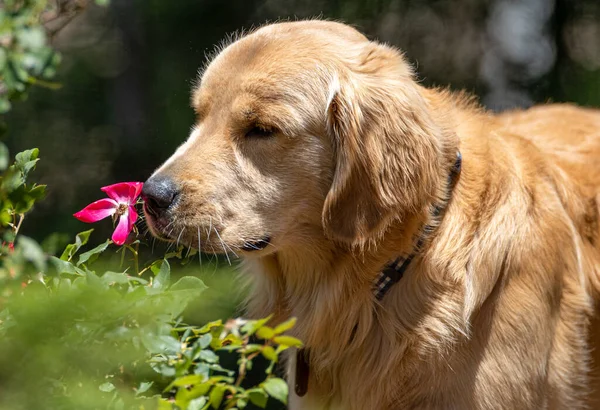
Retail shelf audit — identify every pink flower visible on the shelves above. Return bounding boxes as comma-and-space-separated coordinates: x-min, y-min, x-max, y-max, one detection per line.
74, 182, 143, 245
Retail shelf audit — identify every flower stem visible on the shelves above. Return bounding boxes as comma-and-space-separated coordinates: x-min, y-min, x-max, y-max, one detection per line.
13, 214, 24, 236
134, 242, 139, 274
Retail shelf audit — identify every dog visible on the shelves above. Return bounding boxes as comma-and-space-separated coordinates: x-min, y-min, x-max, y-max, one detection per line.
142, 20, 600, 409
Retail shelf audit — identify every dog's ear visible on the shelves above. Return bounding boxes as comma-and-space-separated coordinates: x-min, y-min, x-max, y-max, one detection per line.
322, 42, 443, 244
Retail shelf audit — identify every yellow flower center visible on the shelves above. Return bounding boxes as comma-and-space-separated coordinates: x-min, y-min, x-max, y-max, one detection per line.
116, 203, 128, 217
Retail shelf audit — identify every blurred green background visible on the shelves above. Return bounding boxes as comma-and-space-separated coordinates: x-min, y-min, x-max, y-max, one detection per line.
4, 0, 600, 318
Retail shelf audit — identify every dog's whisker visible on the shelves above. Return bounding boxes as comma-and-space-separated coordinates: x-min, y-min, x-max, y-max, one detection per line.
185, 242, 193, 258
208, 242, 216, 265
214, 227, 231, 266
207, 217, 213, 241
176, 228, 185, 248
224, 241, 239, 258
217, 226, 238, 258
165, 225, 177, 253
197, 226, 203, 268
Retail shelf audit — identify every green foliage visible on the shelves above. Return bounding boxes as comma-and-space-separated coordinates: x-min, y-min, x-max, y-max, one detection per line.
0, 147, 297, 409
0, 0, 61, 115
161, 315, 298, 410
0, 147, 46, 282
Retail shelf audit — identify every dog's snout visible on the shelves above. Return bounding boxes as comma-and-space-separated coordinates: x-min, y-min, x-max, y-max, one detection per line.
142, 175, 179, 216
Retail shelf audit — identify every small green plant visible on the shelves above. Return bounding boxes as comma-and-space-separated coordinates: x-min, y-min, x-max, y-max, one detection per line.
160, 316, 300, 410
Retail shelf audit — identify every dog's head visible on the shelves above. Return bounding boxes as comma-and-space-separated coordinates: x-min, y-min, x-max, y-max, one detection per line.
143, 20, 446, 255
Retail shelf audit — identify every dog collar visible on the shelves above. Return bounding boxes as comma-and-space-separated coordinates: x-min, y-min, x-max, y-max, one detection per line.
373, 151, 462, 301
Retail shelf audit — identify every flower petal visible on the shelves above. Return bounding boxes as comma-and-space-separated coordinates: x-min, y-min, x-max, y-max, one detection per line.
101, 182, 144, 205
73, 198, 117, 223
131, 182, 143, 200
112, 212, 134, 245
128, 206, 138, 227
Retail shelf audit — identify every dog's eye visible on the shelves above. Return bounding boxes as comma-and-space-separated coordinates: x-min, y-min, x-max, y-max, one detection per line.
245, 125, 274, 138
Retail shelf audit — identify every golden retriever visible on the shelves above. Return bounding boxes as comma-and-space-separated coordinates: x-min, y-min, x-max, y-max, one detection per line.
142, 20, 600, 409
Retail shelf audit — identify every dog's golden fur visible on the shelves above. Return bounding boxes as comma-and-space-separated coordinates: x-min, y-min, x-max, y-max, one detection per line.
145, 20, 600, 409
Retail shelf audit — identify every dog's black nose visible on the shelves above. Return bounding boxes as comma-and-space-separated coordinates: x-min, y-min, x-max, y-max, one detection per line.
142, 175, 178, 216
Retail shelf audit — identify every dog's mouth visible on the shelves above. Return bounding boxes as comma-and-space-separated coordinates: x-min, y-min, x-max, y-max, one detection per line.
144, 206, 272, 255
240, 237, 271, 252
142, 203, 172, 241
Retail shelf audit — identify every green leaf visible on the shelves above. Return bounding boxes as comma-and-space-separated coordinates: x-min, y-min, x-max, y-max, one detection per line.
262, 378, 288, 404
241, 344, 262, 354
273, 317, 297, 334
209, 385, 226, 409
19, 159, 39, 180
194, 363, 210, 379
27, 184, 46, 200
241, 315, 273, 337
75, 229, 93, 247
247, 389, 268, 408
16, 27, 46, 50
261, 346, 277, 362
18, 235, 46, 272
176, 382, 211, 401
0, 98, 11, 114
49, 256, 84, 276
77, 239, 110, 266
157, 399, 172, 410
198, 320, 222, 334
59, 244, 75, 261
60, 229, 94, 261
198, 349, 219, 364
14, 148, 39, 168
170, 276, 207, 292
272, 336, 303, 348
58, 278, 71, 291
165, 374, 204, 391
187, 397, 208, 410
152, 259, 170, 290
101, 271, 129, 285
255, 326, 275, 340
141, 333, 181, 355
99, 382, 115, 393
1, 167, 23, 192
237, 398, 248, 408
135, 381, 153, 396
11, 184, 45, 214
0, 48, 6, 71
197, 333, 212, 349
0, 142, 9, 171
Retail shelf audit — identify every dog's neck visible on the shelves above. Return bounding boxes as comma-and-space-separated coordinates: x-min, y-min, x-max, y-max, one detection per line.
243, 207, 428, 354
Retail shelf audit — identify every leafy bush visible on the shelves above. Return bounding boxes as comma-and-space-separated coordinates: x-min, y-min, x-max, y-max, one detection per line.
0, 147, 297, 410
